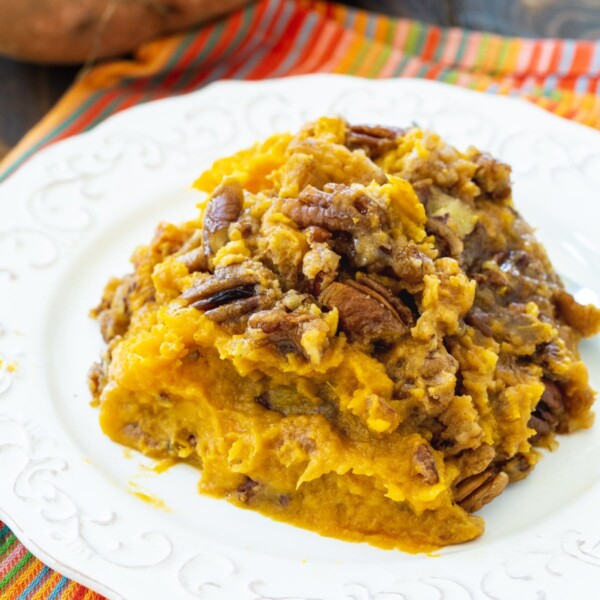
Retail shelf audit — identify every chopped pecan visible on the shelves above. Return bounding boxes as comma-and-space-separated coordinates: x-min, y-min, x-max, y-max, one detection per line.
455, 469, 509, 512
87, 361, 105, 398
305, 226, 332, 244
528, 414, 554, 438
179, 247, 207, 273
179, 229, 203, 253
181, 263, 276, 331
386, 243, 434, 290
413, 444, 439, 485
540, 379, 565, 413
176, 230, 208, 273
528, 379, 565, 440
95, 275, 136, 342
472, 152, 512, 201
412, 179, 434, 209
451, 445, 496, 479
182, 349, 201, 363
122, 422, 162, 450
248, 310, 319, 358
502, 453, 536, 482
281, 184, 386, 236
181, 264, 260, 306
319, 281, 408, 343
354, 273, 415, 326
302, 243, 340, 296
205, 295, 275, 331
190, 284, 256, 311
464, 310, 494, 337
203, 180, 244, 256
345, 124, 403, 159
426, 216, 464, 257
255, 392, 272, 410
236, 477, 259, 504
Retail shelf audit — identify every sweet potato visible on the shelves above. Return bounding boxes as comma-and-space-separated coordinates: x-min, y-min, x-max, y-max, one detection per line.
0, 0, 252, 64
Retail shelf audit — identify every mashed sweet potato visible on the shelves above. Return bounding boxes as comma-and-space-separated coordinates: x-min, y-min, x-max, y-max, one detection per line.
89, 117, 600, 552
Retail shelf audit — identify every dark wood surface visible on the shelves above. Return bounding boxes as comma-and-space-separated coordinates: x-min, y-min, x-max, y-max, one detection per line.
0, 58, 79, 160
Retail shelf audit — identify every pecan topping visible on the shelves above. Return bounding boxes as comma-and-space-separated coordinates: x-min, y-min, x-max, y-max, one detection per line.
181, 265, 259, 307
179, 247, 207, 273
502, 453, 535, 482
190, 284, 256, 311
389, 243, 434, 289
455, 469, 509, 512
235, 477, 259, 504
413, 444, 439, 485
248, 310, 319, 358
281, 184, 386, 236
305, 226, 332, 244
95, 275, 136, 342
177, 230, 207, 273
472, 152, 512, 201
353, 273, 415, 326
122, 422, 162, 450
426, 217, 464, 257
345, 124, 403, 159
302, 242, 340, 296
465, 310, 494, 337
451, 444, 496, 479
528, 379, 565, 440
181, 263, 277, 331
319, 281, 408, 343
203, 180, 244, 256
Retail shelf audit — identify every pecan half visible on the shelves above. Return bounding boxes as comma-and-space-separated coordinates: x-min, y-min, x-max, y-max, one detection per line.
181, 263, 276, 331
413, 443, 439, 485
345, 124, 403, 159
319, 281, 408, 343
181, 265, 259, 306
203, 180, 244, 256
190, 284, 256, 311
281, 184, 386, 236
353, 273, 415, 326
455, 469, 509, 512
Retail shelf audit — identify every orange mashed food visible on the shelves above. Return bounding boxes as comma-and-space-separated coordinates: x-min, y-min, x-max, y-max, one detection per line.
89, 118, 600, 552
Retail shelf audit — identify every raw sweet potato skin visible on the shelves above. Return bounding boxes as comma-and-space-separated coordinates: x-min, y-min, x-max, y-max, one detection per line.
0, 0, 252, 64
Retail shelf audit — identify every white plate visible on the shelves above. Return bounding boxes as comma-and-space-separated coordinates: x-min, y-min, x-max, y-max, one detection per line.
2, 75, 600, 600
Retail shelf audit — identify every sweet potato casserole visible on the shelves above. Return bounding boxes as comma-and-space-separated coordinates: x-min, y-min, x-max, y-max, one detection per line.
89, 117, 600, 552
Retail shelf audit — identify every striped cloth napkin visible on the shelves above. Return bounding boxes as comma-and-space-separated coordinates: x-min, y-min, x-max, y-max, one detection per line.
1, 0, 599, 597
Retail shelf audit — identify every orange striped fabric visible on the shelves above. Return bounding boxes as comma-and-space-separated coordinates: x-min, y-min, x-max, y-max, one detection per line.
0, 523, 105, 599
1, 0, 599, 596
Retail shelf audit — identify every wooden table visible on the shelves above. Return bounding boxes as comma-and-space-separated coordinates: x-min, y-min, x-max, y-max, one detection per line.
0, 58, 78, 160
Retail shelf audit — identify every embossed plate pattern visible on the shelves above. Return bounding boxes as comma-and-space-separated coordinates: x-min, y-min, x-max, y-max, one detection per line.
1, 76, 600, 600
